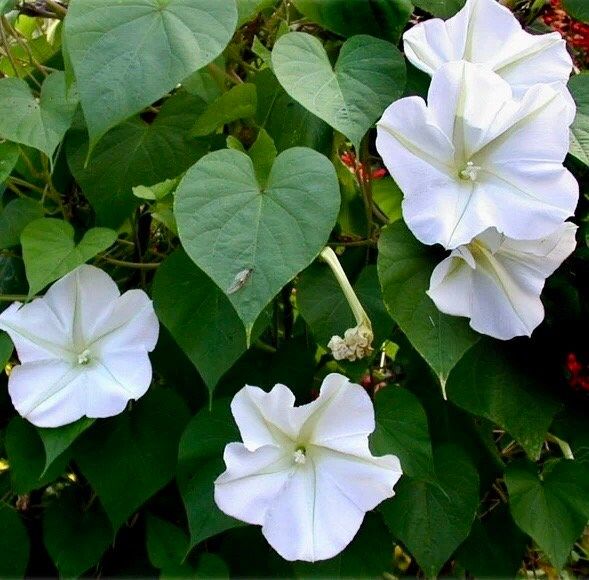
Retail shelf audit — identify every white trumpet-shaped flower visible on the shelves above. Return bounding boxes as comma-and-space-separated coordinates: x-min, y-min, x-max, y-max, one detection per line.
214, 374, 402, 562
0, 265, 159, 427
427, 222, 577, 340
376, 61, 578, 249
403, 0, 573, 102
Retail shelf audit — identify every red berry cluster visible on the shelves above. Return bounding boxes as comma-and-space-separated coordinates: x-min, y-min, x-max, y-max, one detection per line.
542, 0, 589, 67
566, 353, 589, 391
340, 151, 388, 183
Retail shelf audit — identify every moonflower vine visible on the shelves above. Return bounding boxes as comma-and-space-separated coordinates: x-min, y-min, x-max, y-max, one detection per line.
403, 0, 573, 104
214, 373, 402, 562
320, 247, 374, 361
427, 223, 577, 340
0, 265, 159, 427
376, 60, 578, 250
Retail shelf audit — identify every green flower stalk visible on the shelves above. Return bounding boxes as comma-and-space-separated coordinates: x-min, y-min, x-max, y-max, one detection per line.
320, 247, 374, 362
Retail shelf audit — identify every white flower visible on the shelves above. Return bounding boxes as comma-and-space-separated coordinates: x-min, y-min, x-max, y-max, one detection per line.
427, 222, 577, 340
214, 374, 402, 562
0, 265, 159, 427
376, 61, 578, 249
403, 0, 573, 102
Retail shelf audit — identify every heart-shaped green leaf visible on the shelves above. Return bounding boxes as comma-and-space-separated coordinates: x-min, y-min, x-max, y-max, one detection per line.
174, 147, 340, 334
0, 141, 19, 183
506, 459, 589, 570
21, 218, 117, 296
272, 33, 405, 149
64, 0, 238, 147
0, 72, 78, 157
377, 221, 479, 390
0, 198, 44, 250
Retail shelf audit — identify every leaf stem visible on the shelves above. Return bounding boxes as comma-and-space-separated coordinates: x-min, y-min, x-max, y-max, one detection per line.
546, 433, 574, 460
0, 295, 29, 302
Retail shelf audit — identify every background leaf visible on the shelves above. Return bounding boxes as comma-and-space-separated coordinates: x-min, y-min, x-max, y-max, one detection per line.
67, 92, 211, 227
152, 249, 251, 396
291, 0, 412, 43
380, 445, 479, 576
43, 488, 113, 578
0, 141, 19, 183
446, 340, 562, 459
0, 198, 43, 250
569, 73, 589, 167
0, 505, 30, 578
177, 399, 245, 549
73, 390, 189, 530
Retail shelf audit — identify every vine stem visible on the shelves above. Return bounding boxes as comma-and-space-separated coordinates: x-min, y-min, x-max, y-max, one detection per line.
103, 257, 160, 270
0, 295, 29, 302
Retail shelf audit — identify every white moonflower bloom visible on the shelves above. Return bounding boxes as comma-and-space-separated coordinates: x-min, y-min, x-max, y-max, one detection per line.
403, 0, 573, 102
376, 60, 578, 249
214, 374, 402, 562
427, 222, 577, 340
0, 265, 159, 427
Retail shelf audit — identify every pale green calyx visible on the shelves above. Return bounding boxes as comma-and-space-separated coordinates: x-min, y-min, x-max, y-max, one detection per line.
320, 247, 374, 362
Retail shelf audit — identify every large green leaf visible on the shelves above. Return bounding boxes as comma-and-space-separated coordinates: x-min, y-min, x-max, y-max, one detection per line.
0, 505, 30, 578
37, 418, 94, 476
272, 33, 406, 149
43, 488, 113, 578
293, 513, 392, 577
411, 0, 466, 17
193, 83, 257, 136
152, 249, 251, 395
569, 73, 589, 167
0, 198, 44, 250
377, 221, 479, 389
446, 340, 562, 459
0, 331, 12, 367
21, 218, 117, 296
370, 386, 435, 480
64, 0, 238, 146
145, 515, 188, 570
74, 389, 190, 530
380, 445, 479, 576
0, 72, 78, 157
0, 141, 19, 183
297, 263, 393, 348
4, 417, 69, 494
177, 399, 245, 549
292, 0, 412, 43
174, 147, 340, 334
67, 92, 211, 227
506, 459, 589, 570
563, 0, 589, 23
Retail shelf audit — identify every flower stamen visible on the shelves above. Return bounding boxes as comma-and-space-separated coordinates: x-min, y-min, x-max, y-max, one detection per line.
77, 349, 91, 365
459, 161, 481, 181
293, 446, 307, 465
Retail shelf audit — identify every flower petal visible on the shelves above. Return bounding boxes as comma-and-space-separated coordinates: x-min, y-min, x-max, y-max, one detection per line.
428, 224, 578, 340
42, 264, 121, 350
87, 351, 153, 417
297, 374, 376, 445
8, 360, 86, 427
403, 0, 572, 99
230, 384, 299, 450
0, 300, 75, 362
89, 289, 159, 354
261, 447, 401, 562
214, 443, 293, 526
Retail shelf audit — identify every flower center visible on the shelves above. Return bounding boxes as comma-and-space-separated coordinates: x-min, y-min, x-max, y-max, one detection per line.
77, 349, 92, 365
458, 161, 481, 182
293, 446, 307, 465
